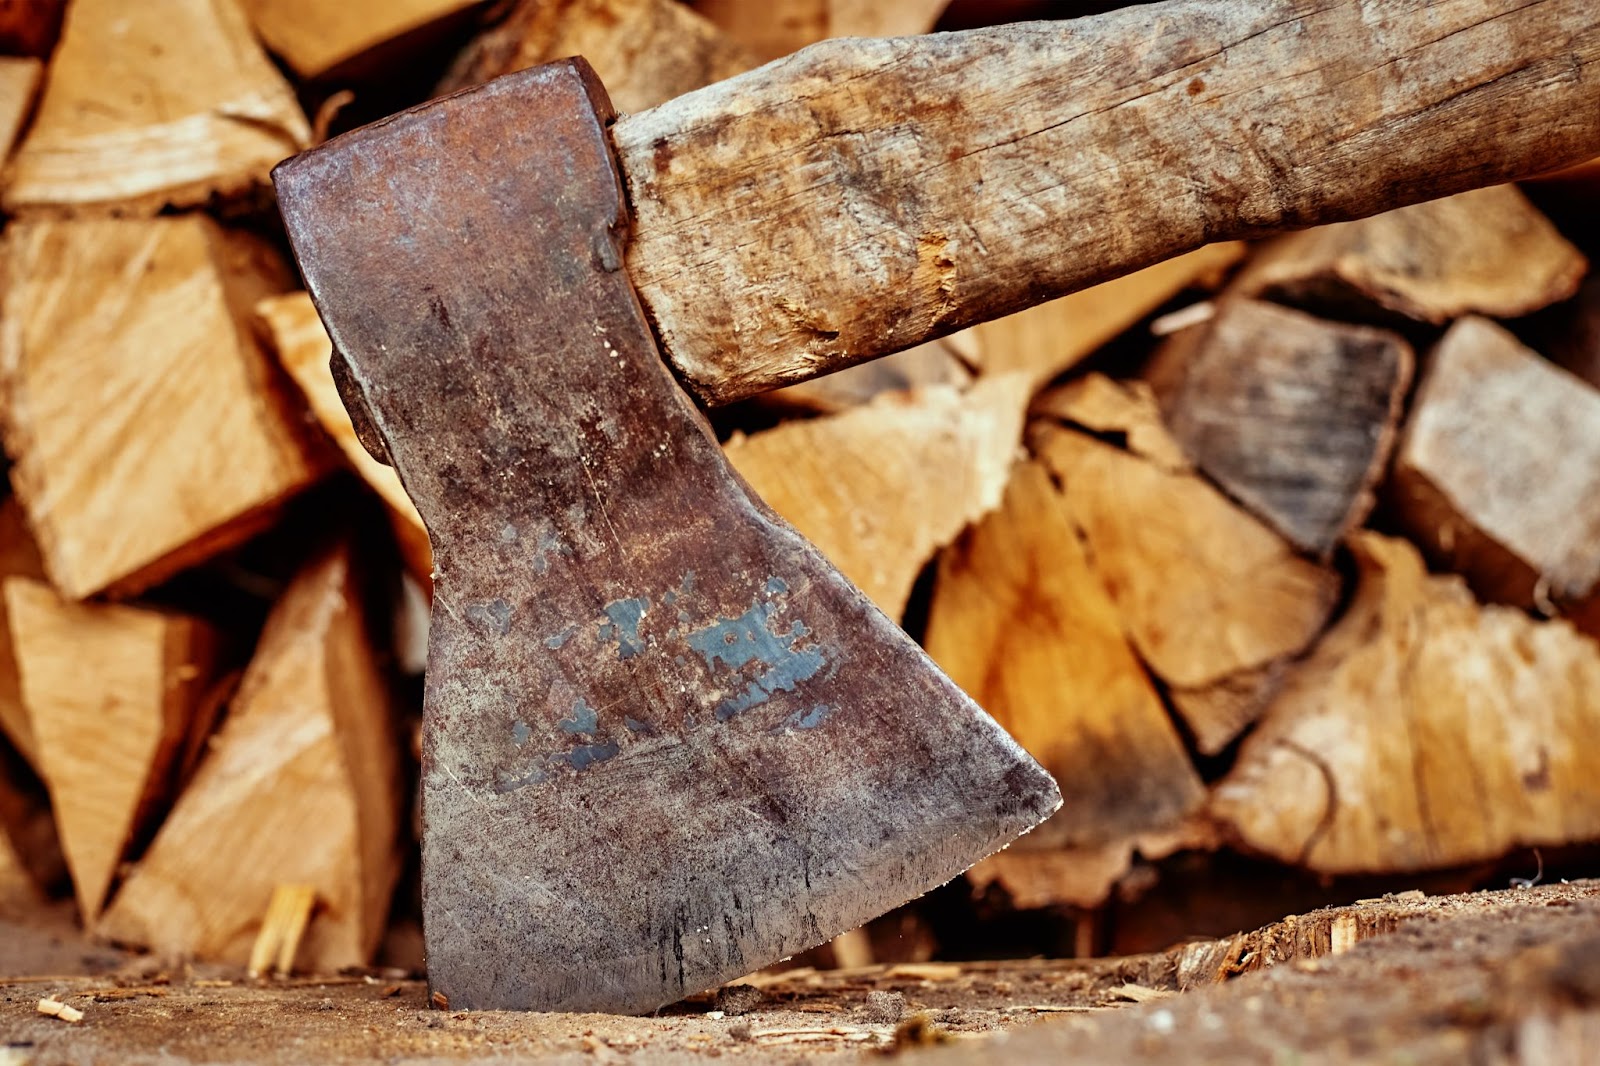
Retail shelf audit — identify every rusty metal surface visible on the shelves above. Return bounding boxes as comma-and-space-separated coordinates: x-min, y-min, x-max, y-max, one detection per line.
274, 59, 1059, 1015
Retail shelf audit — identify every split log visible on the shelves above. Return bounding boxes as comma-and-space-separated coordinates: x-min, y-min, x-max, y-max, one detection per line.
1390, 316, 1600, 636
691, 0, 946, 62
969, 243, 1244, 391
760, 340, 971, 415
440, 0, 754, 114
1, 216, 330, 599
0, 56, 40, 163
1211, 532, 1600, 874
1156, 299, 1414, 558
0, 741, 61, 914
1233, 185, 1586, 326
4, 0, 309, 215
1029, 373, 1190, 475
0, 821, 35, 913
240, 0, 484, 81
4, 578, 223, 923
723, 373, 1029, 619
99, 542, 403, 969
1032, 419, 1341, 755
927, 460, 1204, 907
616, 1, 1600, 406
255, 292, 431, 582
0, 499, 44, 769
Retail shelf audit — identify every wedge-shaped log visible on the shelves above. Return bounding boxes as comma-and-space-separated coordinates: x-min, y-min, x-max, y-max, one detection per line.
692, 0, 947, 62
1158, 299, 1414, 558
0, 500, 44, 769
1212, 533, 1600, 874
5, 578, 222, 923
4, 0, 308, 215
928, 461, 1205, 908
100, 543, 402, 968
255, 293, 432, 582
1, 216, 330, 599
970, 243, 1244, 392
440, 0, 754, 113
1391, 316, 1600, 637
275, 62, 1058, 1014
1233, 185, 1586, 326
724, 373, 1029, 619
241, 0, 483, 80
1033, 419, 1340, 755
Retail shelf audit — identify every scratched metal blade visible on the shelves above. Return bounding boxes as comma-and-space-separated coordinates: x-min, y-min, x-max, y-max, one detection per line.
275, 59, 1061, 1015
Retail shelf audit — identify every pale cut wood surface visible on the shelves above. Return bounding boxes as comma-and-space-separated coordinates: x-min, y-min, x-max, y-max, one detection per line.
970, 243, 1244, 391
0, 56, 40, 162
255, 292, 432, 582
616, 0, 1600, 406
692, 0, 946, 63
100, 544, 402, 970
1, 216, 330, 599
439, 0, 754, 114
241, 0, 482, 79
1159, 299, 1413, 558
1032, 421, 1340, 755
1211, 532, 1600, 875
926, 460, 1204, 907
0, 499, 43, 770
1031, 373, 1191, 474
5, 578, 221, 924
723, 373, 1029, 619
4, 0, 309, 215
1391, 316, 1600, 636
761, 339, 970, 415
1232, 185, 1586, 325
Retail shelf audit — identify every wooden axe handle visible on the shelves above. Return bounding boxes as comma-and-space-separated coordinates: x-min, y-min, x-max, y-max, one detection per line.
613, 0, 1600, 406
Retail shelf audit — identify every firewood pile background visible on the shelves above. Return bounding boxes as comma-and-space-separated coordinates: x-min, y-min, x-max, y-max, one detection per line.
0, 0, 1598, 981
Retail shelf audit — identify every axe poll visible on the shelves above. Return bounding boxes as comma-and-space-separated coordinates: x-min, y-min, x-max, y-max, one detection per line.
273, 0, 1600, 1014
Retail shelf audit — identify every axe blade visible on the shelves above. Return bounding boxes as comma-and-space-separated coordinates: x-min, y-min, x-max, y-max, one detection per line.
274, 58, 1059, 1015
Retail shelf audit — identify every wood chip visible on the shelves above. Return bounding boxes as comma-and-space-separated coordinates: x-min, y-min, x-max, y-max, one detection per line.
1110, 983, 1175, 1003
36, 997, 83, 1022
247, 884, 318, 978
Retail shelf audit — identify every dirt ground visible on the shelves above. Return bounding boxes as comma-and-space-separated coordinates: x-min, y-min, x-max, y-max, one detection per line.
3, 882, 1599, 1064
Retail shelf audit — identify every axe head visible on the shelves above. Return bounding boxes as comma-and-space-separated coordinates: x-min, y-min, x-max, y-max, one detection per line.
274, 59, 1059, 1014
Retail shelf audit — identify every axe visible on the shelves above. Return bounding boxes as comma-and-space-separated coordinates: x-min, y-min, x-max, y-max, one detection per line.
273, 0, 1600, 1015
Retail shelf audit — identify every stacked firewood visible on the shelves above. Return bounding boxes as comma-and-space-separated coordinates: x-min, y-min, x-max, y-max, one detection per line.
1, 0, 1597, 975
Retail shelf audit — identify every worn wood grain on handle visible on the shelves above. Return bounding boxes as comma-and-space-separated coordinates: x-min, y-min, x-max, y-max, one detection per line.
614, 0, 1600, 406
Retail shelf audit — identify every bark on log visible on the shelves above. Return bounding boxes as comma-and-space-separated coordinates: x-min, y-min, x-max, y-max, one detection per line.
0, 0, 65, 57
1, 217, 331, 599
99, 542, 403, 969
1157, 299, 1413, 558
1390, 316, 1600, 637
1032, 418, 1340, 755
3, 0, 309, 215
723, 373, 1028, 619
4, 578, 222, 923
1211, 532, 1600, 875
440, 0, 754, 114
1232, 185, 1586, 326
255, 292, 432, 582
240, 0, 484, 80
615, 0, 1600, 406
927, 460, 1204, 907
970, 244, 1244, 391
